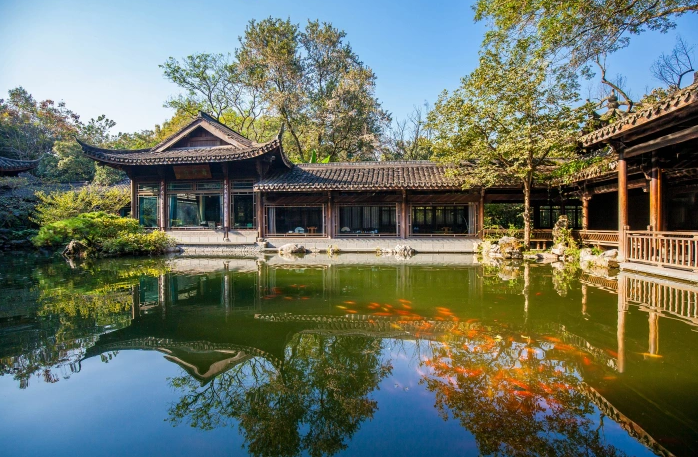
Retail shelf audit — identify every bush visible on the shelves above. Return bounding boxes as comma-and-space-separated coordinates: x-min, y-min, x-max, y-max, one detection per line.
32, 185, 130, 226
101, 230, 173, 256
33, 212, 174, 257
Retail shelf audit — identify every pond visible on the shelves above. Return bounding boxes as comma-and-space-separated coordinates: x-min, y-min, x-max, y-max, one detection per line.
1, 253, 697, 457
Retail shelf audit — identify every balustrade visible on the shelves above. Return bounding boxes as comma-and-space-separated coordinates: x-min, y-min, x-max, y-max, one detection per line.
626, 231, 698, 271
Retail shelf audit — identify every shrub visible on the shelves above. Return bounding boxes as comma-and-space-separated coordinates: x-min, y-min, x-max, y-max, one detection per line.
32, 185, 130, 226
33, 212, 174, 257
101, 230, 173, 256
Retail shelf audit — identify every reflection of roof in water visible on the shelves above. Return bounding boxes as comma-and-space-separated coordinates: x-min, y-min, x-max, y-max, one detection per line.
87, 338, 279, 383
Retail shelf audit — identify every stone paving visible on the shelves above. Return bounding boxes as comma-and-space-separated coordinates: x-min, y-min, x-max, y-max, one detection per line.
170, 229, 479, 254
265, 237, 478, 253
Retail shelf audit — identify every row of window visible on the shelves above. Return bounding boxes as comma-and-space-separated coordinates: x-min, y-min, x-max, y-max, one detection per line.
137, 181, 254, 229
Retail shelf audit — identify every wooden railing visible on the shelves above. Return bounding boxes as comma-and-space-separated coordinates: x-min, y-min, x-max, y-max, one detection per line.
626, 230, 698, 271
480, 228, 554, 241
623, 274, 698, 325
577, 230, 619, 247
480, 229, 619, 247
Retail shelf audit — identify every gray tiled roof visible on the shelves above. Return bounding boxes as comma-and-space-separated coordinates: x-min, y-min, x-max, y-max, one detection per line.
77, 111, 294, 168
254, 161, 463, 191
0, 156, 39, 172
580, 82, 698, 147
150, 111, 253, 151
76, 138, 282, 166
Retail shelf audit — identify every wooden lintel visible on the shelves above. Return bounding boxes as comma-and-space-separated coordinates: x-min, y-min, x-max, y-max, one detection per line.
624, 124, 698, 159
590, 178, 646, 194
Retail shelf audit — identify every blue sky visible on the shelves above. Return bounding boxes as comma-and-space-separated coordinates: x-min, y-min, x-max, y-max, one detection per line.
1, 0, 697, 133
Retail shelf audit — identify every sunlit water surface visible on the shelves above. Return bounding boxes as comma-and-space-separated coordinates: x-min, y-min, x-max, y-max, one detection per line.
1, 253, 697, 457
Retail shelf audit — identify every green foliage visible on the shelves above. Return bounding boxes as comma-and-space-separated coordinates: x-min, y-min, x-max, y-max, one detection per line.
101, 230, 173, 256
163, 18, 389, 163
306, 149, 331, 163
0, 86, 80, 161
33, 212, 174, 257
548, 154, 606, 184
429, 38, 583, 246
38, 140, 96, 182
484, 203, 524, 229
93, 165, 126, 185
32, 185, 130, 226
474, 0, 698, 69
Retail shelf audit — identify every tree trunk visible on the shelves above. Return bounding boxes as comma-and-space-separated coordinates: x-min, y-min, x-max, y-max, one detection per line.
522, 180, 531, 249
281, 108, 305, 162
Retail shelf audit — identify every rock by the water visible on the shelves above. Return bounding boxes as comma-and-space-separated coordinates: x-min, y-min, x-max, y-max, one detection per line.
62, 240, 88, 259
394, 244, 415, 258
536, 252, 559, 262
551, 243, 566, 256
278, 243, 306, 254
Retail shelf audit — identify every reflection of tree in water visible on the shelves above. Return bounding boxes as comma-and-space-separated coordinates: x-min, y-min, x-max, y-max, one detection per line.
551, 262, 581, 297
0, 258, 168, 389
419, 325, 626, 457
168, 334, 392, 457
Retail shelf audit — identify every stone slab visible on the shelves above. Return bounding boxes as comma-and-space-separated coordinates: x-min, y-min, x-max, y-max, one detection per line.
619, 262, 698, 284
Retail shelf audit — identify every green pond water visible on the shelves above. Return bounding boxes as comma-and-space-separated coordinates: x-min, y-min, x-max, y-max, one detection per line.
1, 253, 697, 457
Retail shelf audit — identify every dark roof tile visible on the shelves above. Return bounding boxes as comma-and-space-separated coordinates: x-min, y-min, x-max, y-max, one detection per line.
255, 161, 463, 191
0, 156, 39, 172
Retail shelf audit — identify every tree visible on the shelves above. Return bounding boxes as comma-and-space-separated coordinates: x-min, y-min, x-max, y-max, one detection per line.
474, 0, 698, 69
164, 18, 388, 162
651, 35, 695, 90
38, 140, 96, 182
160, 54, 272, 141
429, 40, 582, 247
383, 103, 434, 160
0, 87, 80, 160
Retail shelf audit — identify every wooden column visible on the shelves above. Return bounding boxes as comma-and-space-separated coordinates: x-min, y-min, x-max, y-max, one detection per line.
649, 311, 659, 355
256, 191, 264, 239
223, 163, 230, 240
649, 152, 664, 231
650, 152, 659, 231
401, 190, 408, 238
130, 178, 137, 220
617, 274, 627, 373
327, 191, 334, 238
159, 178, 167, 231
159, 274, 167, 319
131, 283, 140, 321
582, 194, 590, 230
478, 189, 485, 236
617, 149, 628, 260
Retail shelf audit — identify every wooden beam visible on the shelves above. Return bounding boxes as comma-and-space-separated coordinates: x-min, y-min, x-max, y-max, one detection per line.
582, 194, 590, 230
589, 178, 646, 194
624, 124, 698, 158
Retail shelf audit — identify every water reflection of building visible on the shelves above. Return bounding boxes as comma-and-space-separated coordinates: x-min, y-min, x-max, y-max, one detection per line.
84, 259, 693, 457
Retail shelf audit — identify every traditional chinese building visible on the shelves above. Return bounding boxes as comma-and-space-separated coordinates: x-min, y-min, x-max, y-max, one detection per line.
78, 112, 488, 248
576, 81, 698, 279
